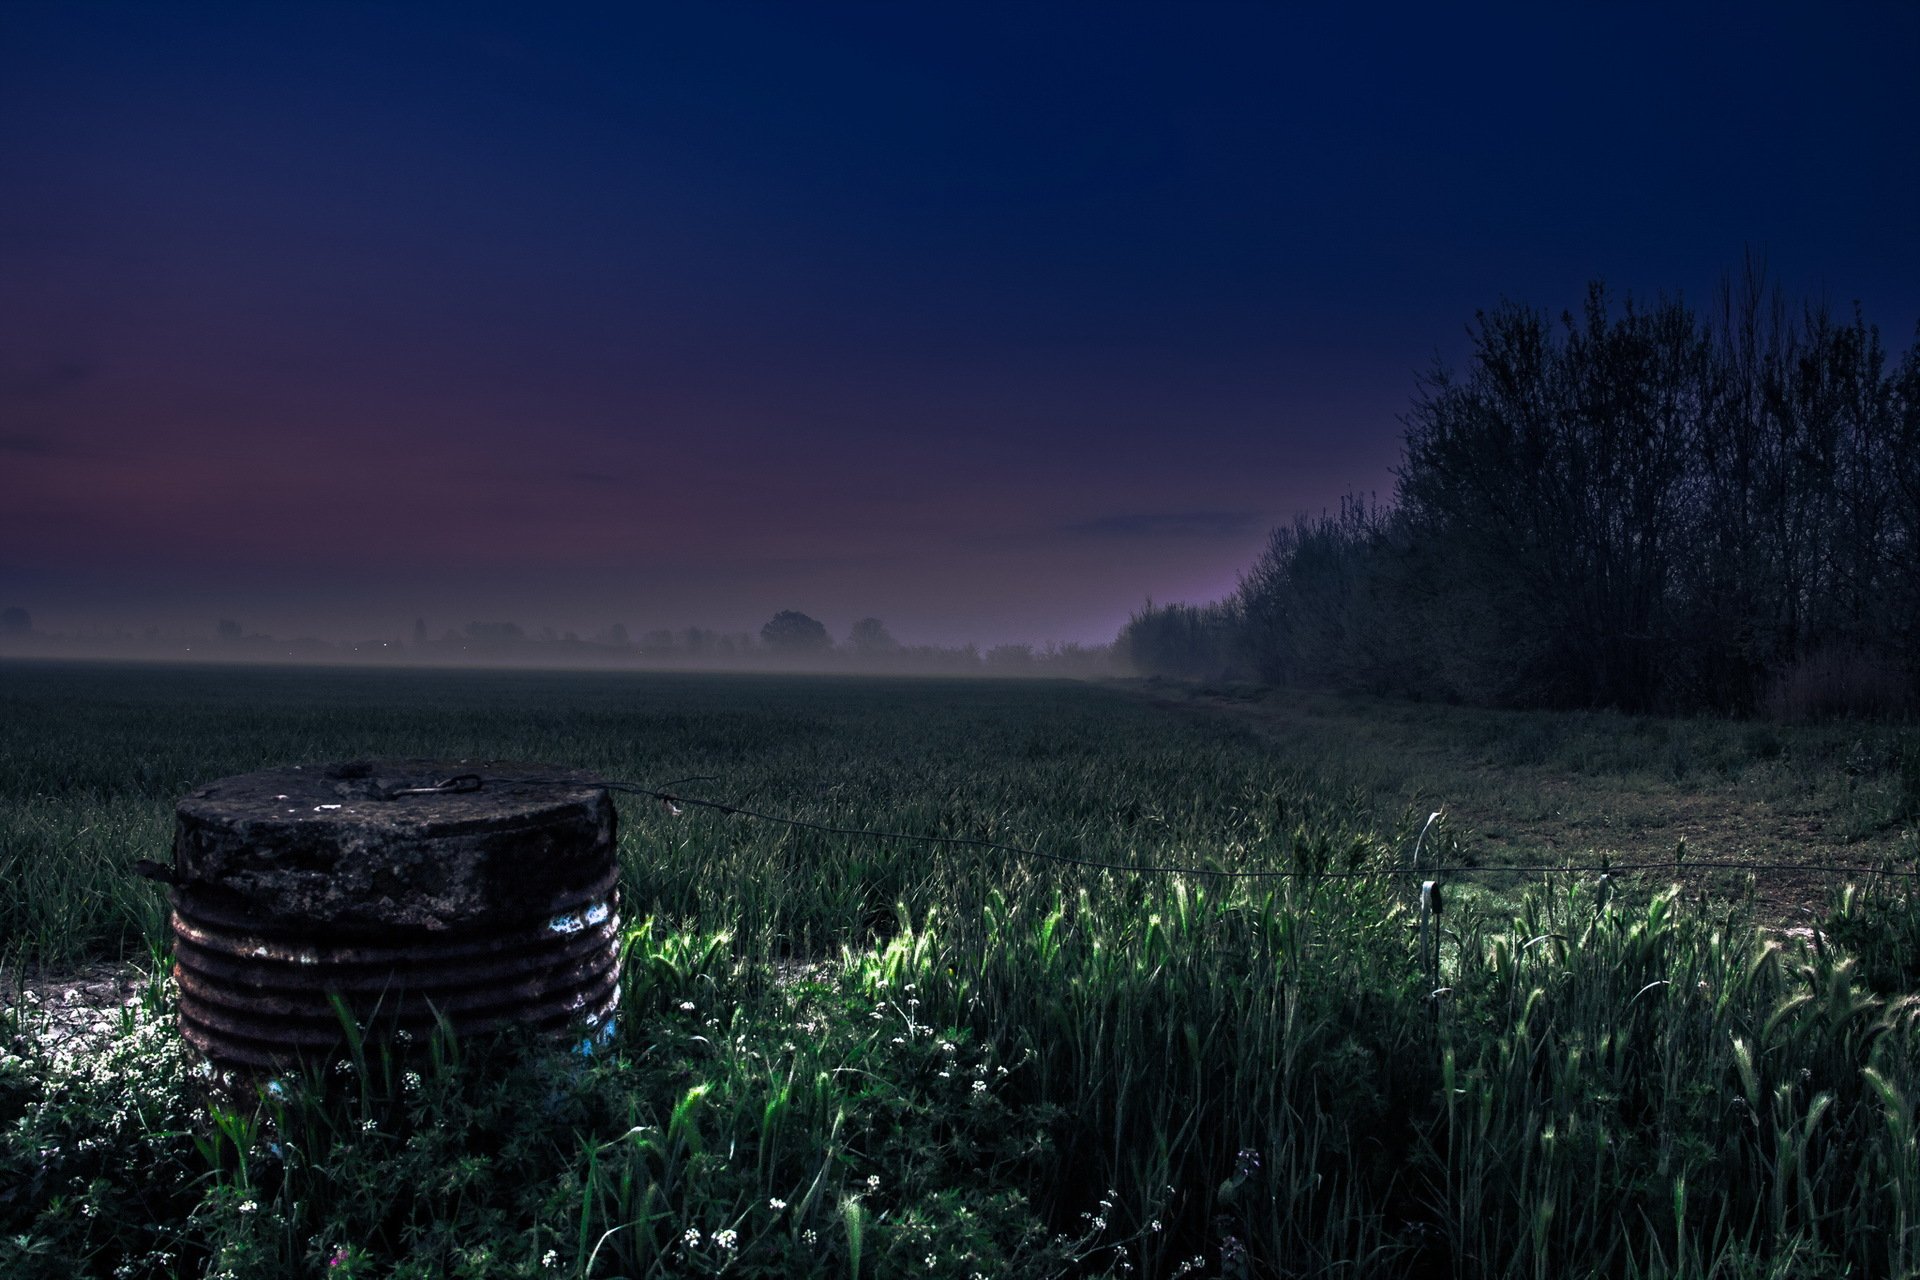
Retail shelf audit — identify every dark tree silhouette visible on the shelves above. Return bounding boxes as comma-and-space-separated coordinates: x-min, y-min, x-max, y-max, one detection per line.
761, 610, 831, 653
848, 617, 898, 654
1125, 271, 1920, 716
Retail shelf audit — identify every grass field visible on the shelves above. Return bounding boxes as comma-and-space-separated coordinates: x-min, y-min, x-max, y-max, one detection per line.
3, 660, 1919, 1279
1143, 683, 1920, 923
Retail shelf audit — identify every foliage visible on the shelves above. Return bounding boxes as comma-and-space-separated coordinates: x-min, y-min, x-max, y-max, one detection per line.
848, 618, 898, 655
1116, 600, 1245, 682
1126, 267, 1920, 716
2, 930, 1095, 1279
4, 666, 1920, 1277
760, 612, 832, 655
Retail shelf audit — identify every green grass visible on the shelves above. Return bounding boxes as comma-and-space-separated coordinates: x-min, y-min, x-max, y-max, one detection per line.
0, 662, 1392, 969
3, 660, 1919, 1278
1147, 683, 1920, 921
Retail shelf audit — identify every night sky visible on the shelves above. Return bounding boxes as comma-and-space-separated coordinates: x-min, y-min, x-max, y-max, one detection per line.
4, 3, 1917, 648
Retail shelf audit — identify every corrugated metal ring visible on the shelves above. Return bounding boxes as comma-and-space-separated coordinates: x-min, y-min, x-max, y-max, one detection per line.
171, 875, 622, 1071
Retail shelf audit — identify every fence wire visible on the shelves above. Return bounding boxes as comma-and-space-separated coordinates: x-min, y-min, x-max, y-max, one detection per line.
393, 771, 1920, 884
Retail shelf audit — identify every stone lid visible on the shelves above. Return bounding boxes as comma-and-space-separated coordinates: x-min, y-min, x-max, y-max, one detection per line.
171, 760, 617, 933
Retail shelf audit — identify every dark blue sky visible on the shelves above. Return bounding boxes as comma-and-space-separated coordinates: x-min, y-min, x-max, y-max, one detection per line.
3, 2, 1916, 646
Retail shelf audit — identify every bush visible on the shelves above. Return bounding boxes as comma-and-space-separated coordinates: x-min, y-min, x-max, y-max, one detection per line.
1766, 645, 1917, 722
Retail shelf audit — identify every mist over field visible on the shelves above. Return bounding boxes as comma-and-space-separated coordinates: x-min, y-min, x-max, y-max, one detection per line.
0, 605, 1117, 677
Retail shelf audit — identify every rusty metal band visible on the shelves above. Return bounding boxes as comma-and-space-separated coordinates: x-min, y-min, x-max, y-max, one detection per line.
171, 894, 622, 1070
171, 912, 619, 1008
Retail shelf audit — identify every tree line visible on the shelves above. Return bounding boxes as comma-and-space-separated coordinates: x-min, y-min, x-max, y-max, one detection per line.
0, 607, 1115, 677
1121, 268, 1920, 717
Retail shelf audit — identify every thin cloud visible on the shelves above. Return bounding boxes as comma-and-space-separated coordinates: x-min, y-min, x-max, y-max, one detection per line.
1061, 510, 1257, 539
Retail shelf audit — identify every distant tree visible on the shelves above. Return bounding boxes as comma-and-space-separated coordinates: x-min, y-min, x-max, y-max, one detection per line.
599, 622, 630, 647
1399, 287, 1708, 708
413, 618, 429, 647
642, 629, 677, 655
985, 643, 1035, 672
1035, 641, 1112, 677
1118, 598, 1243, 680
0, 606, 28, 634
1235, 497, 1404, 692
216, 619, 243, 641
761, 610, 831, 654
464, 621, 525, 645
680, 626, 715, 655
848, 617, 898, 655
1186, 267, 1920, 714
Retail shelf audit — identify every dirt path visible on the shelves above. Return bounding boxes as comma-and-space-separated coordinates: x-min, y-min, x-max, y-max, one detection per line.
1144, 685, 1913, 924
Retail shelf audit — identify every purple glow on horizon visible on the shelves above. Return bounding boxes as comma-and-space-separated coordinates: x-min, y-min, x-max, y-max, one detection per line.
2, 4, 1915, 647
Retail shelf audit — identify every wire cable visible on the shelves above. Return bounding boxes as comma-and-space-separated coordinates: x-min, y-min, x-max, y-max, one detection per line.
396, 771, 1920, 884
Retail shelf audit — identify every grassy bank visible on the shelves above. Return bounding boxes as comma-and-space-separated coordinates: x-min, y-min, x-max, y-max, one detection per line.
2, 661, 1918, 1277
1148, 683, 1920, 922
